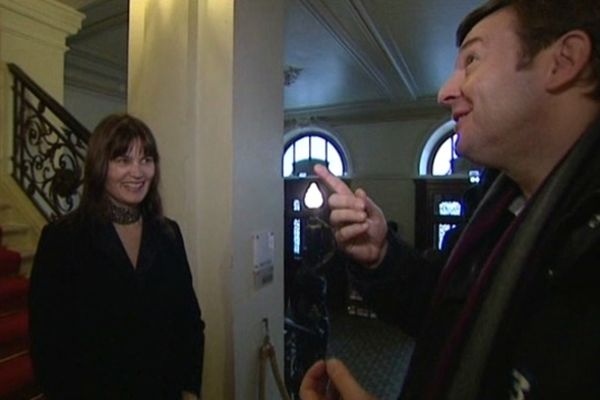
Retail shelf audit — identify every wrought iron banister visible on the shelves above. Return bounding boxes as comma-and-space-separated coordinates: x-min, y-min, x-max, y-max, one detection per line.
8, 63, 90, 221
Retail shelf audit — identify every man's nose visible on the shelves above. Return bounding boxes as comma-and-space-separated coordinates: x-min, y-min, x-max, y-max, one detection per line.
437, 70, 463, 106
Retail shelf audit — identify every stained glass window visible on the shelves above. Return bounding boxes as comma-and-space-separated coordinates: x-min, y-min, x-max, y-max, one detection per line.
293, 218, 301, 255
436, 201, 462, 249
432, 134, 458, 175
439, 201, 462, 216
416, 122, 483, 250
437, 223, 457, 250
283, 133, 347, 177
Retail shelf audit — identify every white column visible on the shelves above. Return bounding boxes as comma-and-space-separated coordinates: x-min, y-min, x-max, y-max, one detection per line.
129, 1, 284, 398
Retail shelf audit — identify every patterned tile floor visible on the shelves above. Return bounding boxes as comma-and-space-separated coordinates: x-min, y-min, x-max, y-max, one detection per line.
327, 314, 415, 400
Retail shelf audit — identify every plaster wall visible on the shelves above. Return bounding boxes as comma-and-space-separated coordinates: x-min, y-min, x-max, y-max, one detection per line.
332, 115, 450, 243
128, 1, 284, 398
64, 86, 125, 130
231, 0, 284, 398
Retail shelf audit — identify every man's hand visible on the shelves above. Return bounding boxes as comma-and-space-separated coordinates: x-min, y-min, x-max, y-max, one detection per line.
314, 164, 388, 267
299, 358, 377, 400
182, 391, 199, 400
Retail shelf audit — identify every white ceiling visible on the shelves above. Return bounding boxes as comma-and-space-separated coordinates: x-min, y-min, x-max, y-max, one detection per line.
61, 0, 484, 120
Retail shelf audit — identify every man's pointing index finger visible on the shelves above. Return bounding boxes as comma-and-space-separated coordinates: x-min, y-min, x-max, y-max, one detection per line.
314, 164, 353, 195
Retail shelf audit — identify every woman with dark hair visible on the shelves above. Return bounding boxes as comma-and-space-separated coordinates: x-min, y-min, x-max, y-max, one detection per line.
29, 114, 205, 400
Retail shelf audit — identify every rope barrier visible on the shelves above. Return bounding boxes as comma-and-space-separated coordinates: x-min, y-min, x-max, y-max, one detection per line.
259, 318, 292, 400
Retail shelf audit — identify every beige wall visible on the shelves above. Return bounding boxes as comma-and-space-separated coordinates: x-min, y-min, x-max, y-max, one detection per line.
128, 1, 284, 399
64, 86, 126, 130
340, 116, 450, 243
230, 0, 285, 398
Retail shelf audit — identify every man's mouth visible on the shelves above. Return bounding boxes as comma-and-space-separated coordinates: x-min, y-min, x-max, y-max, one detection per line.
452, 110, 469, 123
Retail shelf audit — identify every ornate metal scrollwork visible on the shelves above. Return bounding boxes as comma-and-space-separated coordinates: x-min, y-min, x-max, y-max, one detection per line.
9, 64, 90, 221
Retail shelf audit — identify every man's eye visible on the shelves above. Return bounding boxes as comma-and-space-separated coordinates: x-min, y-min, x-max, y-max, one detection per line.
465, 54, 477, 66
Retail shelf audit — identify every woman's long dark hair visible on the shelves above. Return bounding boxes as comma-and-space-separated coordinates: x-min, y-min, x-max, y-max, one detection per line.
79, 113, 163, 222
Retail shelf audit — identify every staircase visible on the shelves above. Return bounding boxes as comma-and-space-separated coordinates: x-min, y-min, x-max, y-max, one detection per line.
0, 199, 43, 400
0, 60, 90, 399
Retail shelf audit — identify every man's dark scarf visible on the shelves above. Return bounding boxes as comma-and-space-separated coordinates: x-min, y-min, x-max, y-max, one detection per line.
426, 116, 600, 400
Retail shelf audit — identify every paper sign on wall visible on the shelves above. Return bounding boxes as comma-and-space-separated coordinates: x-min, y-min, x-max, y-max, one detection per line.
253, 231, 274, 289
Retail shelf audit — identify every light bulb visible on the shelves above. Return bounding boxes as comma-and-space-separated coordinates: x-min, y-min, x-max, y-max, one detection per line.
304, 182, 324, 209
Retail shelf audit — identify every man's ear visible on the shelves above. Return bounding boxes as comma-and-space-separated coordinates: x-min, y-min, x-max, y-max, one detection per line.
545, 30, 593, 92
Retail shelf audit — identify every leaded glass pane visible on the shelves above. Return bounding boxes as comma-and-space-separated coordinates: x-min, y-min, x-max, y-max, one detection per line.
295, 136, 310, 161
293, 218, 301, 255
311, 136, 326, 161
432, 135, 457, 175
439, 201, 462, 216
469, 169, 480, 184
438, 223, 457, 250
283, 146, 294, 177
327, 143, 343, 176
283, 133, 346, 177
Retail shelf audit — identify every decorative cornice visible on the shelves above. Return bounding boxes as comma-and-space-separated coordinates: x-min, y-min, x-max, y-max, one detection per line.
62, 0, 127, 97
65, 45, 126, 98
285, 96, 449, 125
67, 10, 128, 42
349, 0, 419, 98
284, 65, 303, 86
298, 0, 392, 99
0, 0, 84, 35
298, 0, 418, 101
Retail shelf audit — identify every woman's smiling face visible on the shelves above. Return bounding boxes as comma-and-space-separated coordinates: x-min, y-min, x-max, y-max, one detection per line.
104, 139, 155, 209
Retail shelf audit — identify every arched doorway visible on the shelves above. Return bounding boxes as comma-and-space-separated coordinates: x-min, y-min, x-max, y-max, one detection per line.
282, 128, 349, 398
415, 120, 486, 250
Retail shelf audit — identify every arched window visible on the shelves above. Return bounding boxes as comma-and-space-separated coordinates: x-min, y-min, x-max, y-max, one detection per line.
419, 120, 480, 180
415, 120, 482, 250
430, 133, 459, 176
282, 129, 349, 177
282, 127, 350, 261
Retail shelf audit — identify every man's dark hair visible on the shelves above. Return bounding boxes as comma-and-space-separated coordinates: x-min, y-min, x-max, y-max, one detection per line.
457, 0, 600, 99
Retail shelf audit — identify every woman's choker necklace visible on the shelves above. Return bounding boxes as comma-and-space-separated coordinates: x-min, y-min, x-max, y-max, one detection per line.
109, 202, 141, 225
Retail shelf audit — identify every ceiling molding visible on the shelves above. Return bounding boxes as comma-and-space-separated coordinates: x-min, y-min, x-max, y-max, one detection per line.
349, 0, 419, 98
65, 44, 126, 98
299, 0, 417, 102
298, 0, 394, 99
0, 0, 84, 36
62, 0, 128, 98
67, 10, 127, 42
285, 96, 449, 125
67, 43, 126, 71
65, 74, 126, 99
